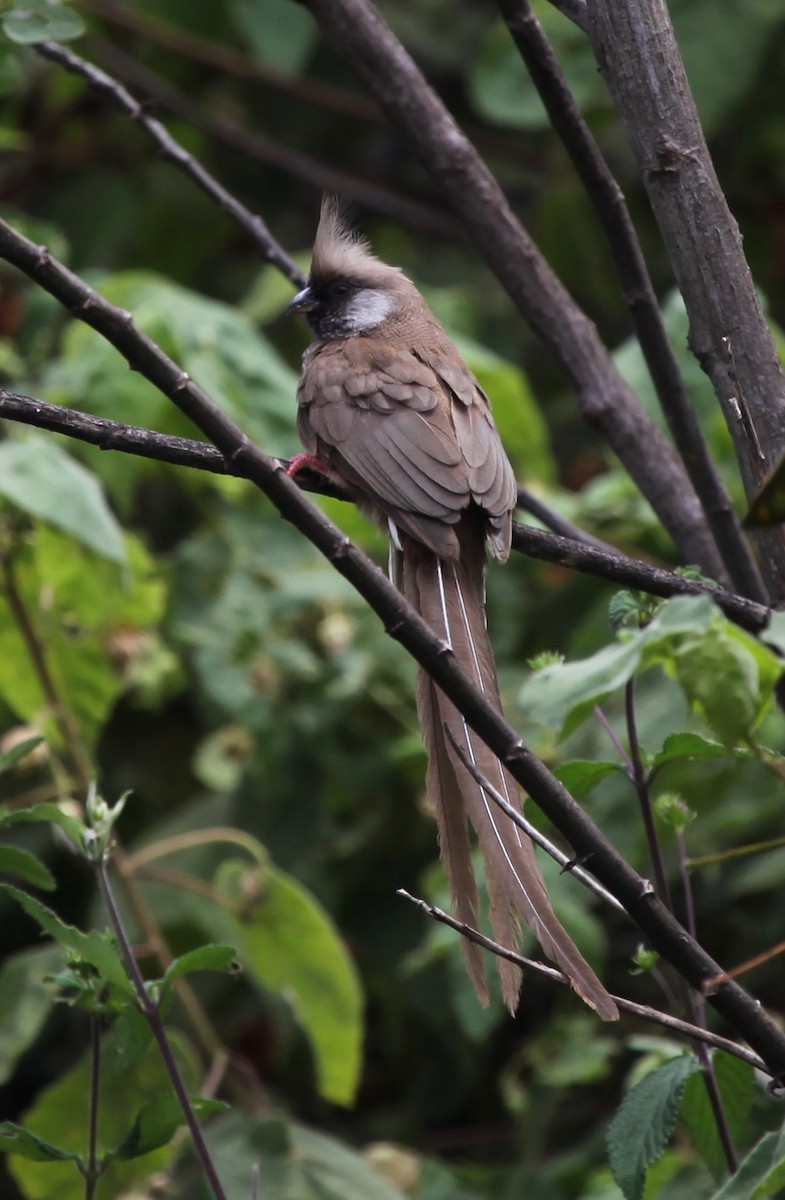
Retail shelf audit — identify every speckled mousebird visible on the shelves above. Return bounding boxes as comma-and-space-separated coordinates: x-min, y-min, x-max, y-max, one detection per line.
288, 197, 617, 1020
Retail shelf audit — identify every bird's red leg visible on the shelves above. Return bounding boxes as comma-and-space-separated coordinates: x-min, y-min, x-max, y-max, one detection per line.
286, 453, 329, 478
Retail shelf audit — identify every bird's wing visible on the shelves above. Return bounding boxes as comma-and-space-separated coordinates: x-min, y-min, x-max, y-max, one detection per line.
298, 339, 514, 557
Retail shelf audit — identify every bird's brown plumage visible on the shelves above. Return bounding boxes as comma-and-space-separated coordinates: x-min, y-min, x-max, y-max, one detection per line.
291, 197, 617, 1020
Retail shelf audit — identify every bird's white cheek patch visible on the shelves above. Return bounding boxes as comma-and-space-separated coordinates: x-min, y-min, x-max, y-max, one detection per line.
346, 288, 393, 333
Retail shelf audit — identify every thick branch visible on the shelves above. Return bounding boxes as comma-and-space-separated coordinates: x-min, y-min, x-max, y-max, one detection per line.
1, 225, 784, 1074
586, 0, 785, 599
299, 0, 726, 583
0, 389, 770, 632
498, 0, 766, 605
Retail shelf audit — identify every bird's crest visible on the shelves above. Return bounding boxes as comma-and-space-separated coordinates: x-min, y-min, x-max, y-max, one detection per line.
310, 195, 387, 285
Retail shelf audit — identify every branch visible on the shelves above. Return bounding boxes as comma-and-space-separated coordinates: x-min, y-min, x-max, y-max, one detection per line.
497, 0, 766, 605
397, 890, 767, 1074
585, 0, 785, 600
544, 0, 588, 31
299, 0, 727, 583
2, 223, 784, 1077
34, 41, 306, 288
0, 389, 770, 632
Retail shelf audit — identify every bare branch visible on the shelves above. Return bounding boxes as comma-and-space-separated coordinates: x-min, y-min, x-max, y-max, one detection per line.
497, 0, 766, 605
544, 0, 588, 31
300, 0, 727, 582
586, 0, 785, 600
397, 890, 767, 1073
0, 389, 770, 632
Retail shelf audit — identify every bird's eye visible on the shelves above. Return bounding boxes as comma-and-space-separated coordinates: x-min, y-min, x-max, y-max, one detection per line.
330, 280, 351, 298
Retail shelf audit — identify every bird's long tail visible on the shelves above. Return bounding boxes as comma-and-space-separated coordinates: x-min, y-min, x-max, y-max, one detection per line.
397, 519, 618, 1020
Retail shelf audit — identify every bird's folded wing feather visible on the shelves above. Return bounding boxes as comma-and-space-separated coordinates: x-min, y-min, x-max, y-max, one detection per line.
298, 339, 514, 556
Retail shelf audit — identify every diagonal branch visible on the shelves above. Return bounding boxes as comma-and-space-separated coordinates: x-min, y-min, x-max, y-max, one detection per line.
299, 0, 726, 583
1, 220, 784, 1075
497, 0, 765, 604
0, 388, 770, 632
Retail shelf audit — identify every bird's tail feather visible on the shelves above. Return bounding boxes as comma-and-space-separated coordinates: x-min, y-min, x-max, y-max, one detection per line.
399, 522, 618, 1020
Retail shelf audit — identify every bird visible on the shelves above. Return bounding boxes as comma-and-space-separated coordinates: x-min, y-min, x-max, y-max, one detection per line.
287, 197, 617, 1021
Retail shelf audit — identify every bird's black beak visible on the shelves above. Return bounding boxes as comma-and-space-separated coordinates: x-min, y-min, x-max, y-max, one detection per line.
287, 286, 317, 315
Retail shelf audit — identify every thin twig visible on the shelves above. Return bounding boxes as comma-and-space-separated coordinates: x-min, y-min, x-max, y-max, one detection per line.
516, 483, 615, 551
84, 1012, 103, 1200
497, 0, 766, 604
96, 857, 228, 1200
397, 889, 766, 1073
677, 830, 739, 1173
35, 41, 305, 288
444, 724, 625, 913
625, 677, 672, 907
0, 389, 771, 633
1, 221, 784, 1074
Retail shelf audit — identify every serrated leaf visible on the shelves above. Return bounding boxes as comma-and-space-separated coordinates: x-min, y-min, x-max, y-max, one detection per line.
0, 802, 85, 851
652, 732, 732, 769
0, 439, 125, 562
607, 1055, 700, 1200
0, 845, 55, 890
554, 759, 622, 798
0, 1122, 80, 1162
673, 633, 760, 746
0, 736, 42, 775
111, 1093, 227, 1161
159, 943, 238, 998
682, 1052, 756, 1181
707, 1129, 785, 1200
2, 1, 85, 44
0, 884, 133, 996
228, 866, 363, 1106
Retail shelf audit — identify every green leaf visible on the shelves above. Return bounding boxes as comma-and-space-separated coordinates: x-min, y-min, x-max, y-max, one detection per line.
554, 759, 622, 798
111, 1092, 227, 1161
673, 632, 761, 745
230, 0, 317, 74
518, 595, 717, 736
8, 1033, 201, 1199
0, 439, 125, 562
159, 943, 239, 998
0, 884, 134, 996
0, 802, 86, 852
2, 1, 85, 44
707, 1129, 785, 1200
0, 944, 62, 1086
229, 866, 364, 1106
0, 845, 55, 890
0, 735, 42, 775
0, 1122, 80, 1162
607, 1055, 700, 1200
652, 732, 731, 769
682, 1052, 756, 1181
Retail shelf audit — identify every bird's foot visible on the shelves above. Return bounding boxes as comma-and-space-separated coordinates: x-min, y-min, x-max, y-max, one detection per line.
286, 453, 328, 478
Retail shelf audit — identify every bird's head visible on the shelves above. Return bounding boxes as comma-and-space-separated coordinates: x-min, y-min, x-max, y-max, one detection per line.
288, 196, 416, 340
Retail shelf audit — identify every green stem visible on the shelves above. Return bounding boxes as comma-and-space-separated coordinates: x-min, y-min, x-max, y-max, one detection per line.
95, 856, 228, 1200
